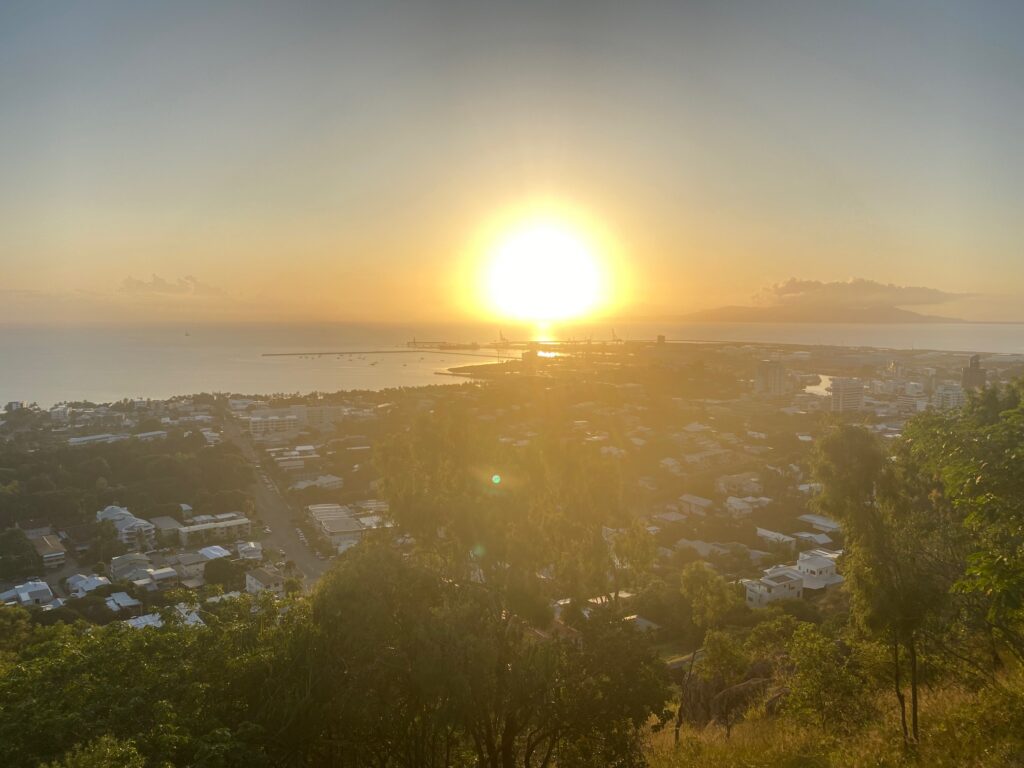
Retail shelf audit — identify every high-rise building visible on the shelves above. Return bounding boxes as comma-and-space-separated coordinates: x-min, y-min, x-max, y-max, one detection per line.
932, 383, 966, 411
754, 360, 788, 396
830, 377, 864, 413
961, 355, 986, 390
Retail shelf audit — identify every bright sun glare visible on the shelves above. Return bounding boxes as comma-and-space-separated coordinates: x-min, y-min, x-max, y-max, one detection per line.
483, 220, 607, 322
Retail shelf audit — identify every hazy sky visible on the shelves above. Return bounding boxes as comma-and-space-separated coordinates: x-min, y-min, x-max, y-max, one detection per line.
2, 0, 1022, 324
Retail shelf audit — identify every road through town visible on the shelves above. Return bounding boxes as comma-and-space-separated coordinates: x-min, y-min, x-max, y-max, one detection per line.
223, 418, 329, 584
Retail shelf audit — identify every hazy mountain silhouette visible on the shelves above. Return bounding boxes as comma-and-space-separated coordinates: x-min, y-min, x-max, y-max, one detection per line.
680, 304, 964, 324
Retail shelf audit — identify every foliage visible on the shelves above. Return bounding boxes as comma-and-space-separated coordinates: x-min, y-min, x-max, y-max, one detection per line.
204, 557, 245, 591
783, 624, 874, 733
0, 526, 42, 579
0, 437, 254, 531
40, 736, 146, 768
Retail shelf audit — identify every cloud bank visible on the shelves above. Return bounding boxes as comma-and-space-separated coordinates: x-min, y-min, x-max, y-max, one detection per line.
119, 275, 223, 297
755, 278, 966, 308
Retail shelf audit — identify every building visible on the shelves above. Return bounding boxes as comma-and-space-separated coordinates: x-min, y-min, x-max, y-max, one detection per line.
248, 414, 300, 441
165, 552, 207, 583
150, 515, 185, 544
68, 433, 130, 447
715, 472, 763, 497
1, 580, 55, 607
125, 604, 203, 629
754, 360, 788, 396
675, 538, 729, 558
932, 383, 966, 411
96, 506, 156, 550
130, 567, 179, 592
268, 445, 321, 472
897, 394, 928, 415
795, 549, 844, 590
135, 430, 168, 442
175, 513, 252, 547
105, 591, 143, 614
830, 378, 864, 413
321, 516, 365, 552
724, 497, 754, 518
796, 513, 841, 535
756, 528, 796, 549
66, 573, 112, 598
245, 403, 360, 441
199, 544, 232, 561
246, 566, 285, 597
31, 535, 66, 569
237, 541, 263, 560
290, 474, 345, 492
678, 494, 714, 517
794, 531, 833, 546
961, 354, 986, 390
109, 552, 152, 581
744, 567, 803, 607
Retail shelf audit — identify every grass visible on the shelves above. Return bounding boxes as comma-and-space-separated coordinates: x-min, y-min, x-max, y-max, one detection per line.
646, 675, 1024, 768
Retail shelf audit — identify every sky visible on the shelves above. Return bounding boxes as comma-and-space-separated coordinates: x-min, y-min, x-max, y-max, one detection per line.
1, 0, 1022, 325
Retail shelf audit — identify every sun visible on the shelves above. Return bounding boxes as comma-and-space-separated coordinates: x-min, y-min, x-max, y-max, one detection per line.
482, 218, 608, 323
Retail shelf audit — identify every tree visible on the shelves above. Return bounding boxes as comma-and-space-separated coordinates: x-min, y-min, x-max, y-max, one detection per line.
675, 562, 741, 742
815, 425, 954, 744
0, 527, 42, 579
271, 544, 668, 768
204, 557, 244, 591
904, 383, 1024, 664
84, 520, 124, 566
41, 736, 145, 768
699, 630, 749, 689
0, 605, 31, 660
784, 624, 873, 734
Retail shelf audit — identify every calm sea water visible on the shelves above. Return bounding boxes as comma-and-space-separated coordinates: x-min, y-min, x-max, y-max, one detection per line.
1, 322, 1021, 408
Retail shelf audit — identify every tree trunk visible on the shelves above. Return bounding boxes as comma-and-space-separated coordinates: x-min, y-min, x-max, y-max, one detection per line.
892, 636, 909, 745
675, 639, 702, 744
908, 633, 920, 743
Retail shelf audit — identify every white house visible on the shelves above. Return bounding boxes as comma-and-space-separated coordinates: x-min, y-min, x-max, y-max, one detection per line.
1, 580, 56, 607
246, 566, 285, 597
796, 549, 844, 590
66, 573, 111, 598
745, 548, 844, 607
97, 506, 156, 550
744, 566, 803, 608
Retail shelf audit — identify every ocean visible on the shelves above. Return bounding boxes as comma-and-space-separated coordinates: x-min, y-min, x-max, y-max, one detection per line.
1, 322, 1021, 408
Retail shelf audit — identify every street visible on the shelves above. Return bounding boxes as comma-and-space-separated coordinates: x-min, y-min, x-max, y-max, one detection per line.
222, 417, 329, 584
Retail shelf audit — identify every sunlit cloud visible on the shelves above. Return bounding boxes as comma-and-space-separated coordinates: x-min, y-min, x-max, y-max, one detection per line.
119, 274, 223, 298
755, 278, 968, 308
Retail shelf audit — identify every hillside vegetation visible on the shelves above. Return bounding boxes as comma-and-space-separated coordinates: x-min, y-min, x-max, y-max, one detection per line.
1, 383, 1023, 767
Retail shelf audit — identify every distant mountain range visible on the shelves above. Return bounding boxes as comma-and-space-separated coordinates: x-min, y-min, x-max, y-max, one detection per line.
679, 304, 964, 324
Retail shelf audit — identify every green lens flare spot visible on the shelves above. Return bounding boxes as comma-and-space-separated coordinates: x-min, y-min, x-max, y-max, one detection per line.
491, 474, 502, 485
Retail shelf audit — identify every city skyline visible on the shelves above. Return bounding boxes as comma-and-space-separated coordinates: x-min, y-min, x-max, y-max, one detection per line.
2, 1, 1023, 325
